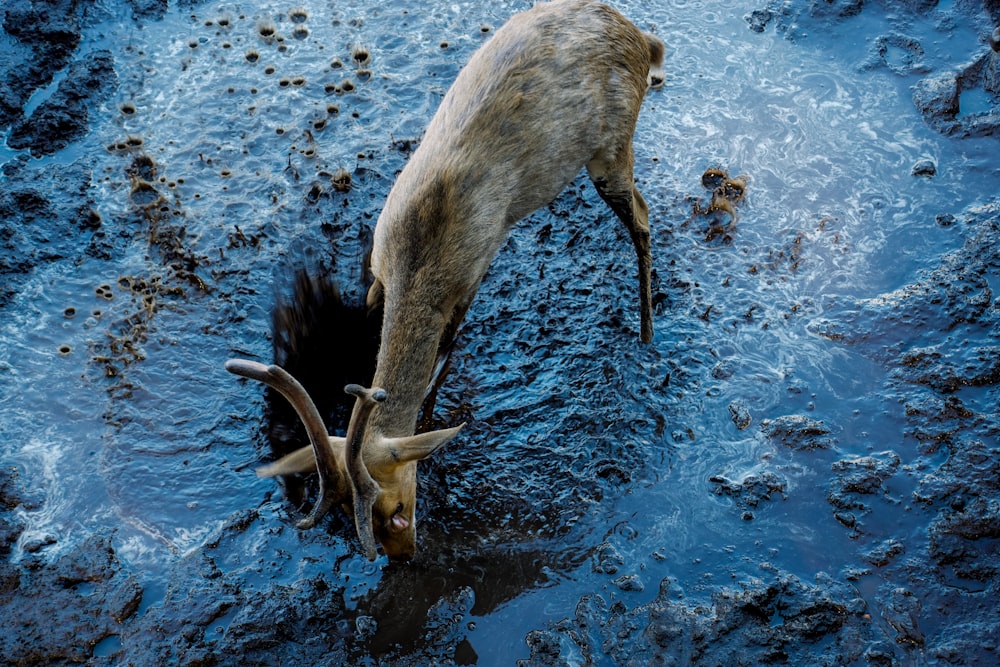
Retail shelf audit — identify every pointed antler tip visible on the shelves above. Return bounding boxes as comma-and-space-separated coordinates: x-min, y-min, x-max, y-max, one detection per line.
225, 358, 265, 376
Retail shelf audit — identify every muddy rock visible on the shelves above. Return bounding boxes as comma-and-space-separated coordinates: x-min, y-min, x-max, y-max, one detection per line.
760, 414, 833, 451
911, 158, 937, 176
0, 468, 31, 597
916, 438, 1000, 505
521, 572, 872, 665
643, 573, 870, 664
0, 534, 139, 664
7, 49, 117, 156
727, 400, 752, 430
902, 393, 979, 454
0, 465, 40, 513
128, 0, 168, 22
814, 205, 1000, 349
928, 496, 1000, 582
0, 160, 98, 306
0, 0, 84, 128
709, 470, 787, 513
862, 539, 905, 568
828, 451, 901, 516
117, 551, 239, 665
913, 53, 1000, 138
125, 571, 351, 665
880, 586, 924, 647
748, 0, 1000, 133
745, 0, 863, 37
898, 344, 1000, 394
985, 48, 1000, 93
2, 0, 82, 48
863, 32, 929, 75
592, 541, 625, 575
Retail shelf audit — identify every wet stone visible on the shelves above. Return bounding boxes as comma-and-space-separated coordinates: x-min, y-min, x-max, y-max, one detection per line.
880, 587, 924, 647
592, 541, 625, 575
862, 539, 905, 567
761, 414, 833, 451
728, 400, 752, 430
709, 471, 787, 510
911, 158, 936, 176
614, 574, 644, 592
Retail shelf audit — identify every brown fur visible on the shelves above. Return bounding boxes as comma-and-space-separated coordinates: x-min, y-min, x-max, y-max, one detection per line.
229, 0, 664, 561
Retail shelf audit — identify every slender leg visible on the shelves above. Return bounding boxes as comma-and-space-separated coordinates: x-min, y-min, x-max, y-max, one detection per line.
587, 149, 654, 344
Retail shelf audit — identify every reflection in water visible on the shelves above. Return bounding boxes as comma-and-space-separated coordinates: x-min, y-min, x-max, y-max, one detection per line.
354, 543, 587, 657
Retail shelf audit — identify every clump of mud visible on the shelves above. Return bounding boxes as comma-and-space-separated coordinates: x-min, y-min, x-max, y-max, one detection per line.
523, 570, 873, 665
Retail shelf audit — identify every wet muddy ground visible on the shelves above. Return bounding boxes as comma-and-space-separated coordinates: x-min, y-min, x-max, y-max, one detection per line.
1, 0, 999, 664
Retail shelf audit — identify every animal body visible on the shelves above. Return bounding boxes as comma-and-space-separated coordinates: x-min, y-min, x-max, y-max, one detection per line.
227, 0, 664, 561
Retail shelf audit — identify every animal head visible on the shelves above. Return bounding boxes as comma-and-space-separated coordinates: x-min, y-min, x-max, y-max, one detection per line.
365, 429, 467, 560
226, 359, 462, 561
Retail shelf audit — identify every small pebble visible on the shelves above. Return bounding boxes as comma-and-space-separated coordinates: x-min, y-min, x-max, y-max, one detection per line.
911, 158, 936, 177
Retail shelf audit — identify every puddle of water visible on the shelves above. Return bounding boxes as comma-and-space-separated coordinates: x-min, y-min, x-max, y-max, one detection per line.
959, 85, 996, 116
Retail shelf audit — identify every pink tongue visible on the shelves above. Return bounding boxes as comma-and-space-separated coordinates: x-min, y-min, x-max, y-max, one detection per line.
391, 514, 410, 531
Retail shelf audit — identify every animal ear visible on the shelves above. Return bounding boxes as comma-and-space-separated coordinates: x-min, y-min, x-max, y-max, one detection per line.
366, 278, 384, 312
380, 423, 465, 464
255, 438, 346, 478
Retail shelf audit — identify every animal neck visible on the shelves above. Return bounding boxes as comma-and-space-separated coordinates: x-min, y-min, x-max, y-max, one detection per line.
369, 294, 449, 437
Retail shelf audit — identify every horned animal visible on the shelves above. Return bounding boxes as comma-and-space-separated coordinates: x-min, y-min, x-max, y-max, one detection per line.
227, 0, 664, 561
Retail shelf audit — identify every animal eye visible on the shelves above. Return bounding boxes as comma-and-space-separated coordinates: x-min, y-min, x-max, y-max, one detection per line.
394, 503, 404, 515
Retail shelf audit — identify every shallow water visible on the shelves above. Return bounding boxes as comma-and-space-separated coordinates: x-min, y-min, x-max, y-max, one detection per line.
1, 0, 999, 663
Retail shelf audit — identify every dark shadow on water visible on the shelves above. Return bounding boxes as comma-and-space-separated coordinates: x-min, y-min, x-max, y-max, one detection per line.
265, 266, 381, 505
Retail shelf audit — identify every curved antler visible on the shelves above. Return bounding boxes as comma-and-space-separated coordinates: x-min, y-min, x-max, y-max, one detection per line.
343, 383, 386, 561
225, 359, 343, 528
